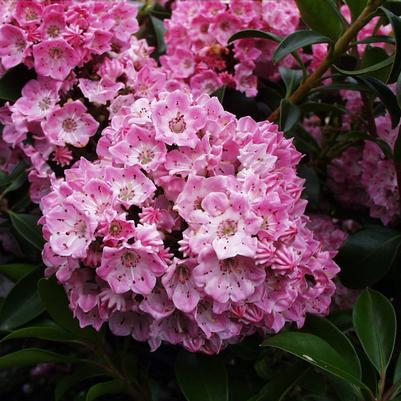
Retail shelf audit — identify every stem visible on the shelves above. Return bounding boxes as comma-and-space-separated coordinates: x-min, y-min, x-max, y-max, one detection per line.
361, 92, 378, 136
268, 0, 385, 122
382, 376, 401, 401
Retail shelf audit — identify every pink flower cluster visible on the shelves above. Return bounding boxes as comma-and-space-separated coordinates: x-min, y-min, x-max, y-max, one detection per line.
40, 89, 339, 353
0, 0, 189, 202
328, 114, 400, 226
161, 0, 300, 97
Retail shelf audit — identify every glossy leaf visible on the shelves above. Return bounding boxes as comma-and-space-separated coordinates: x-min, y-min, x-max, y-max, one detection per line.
0, 269, 44, 331
1, 325, 75, 343
280, 67, 303, 97
175, 352, 228, 401
302, 316, 362, 379
0, 348, 71, 369
8, 211, 44, 251
0, 263, 36, 281
337, 227, 401, 288
273, 30, 331, 64
295, 0, 345, 41
263, 332, 364, 388
345, 0, 368, 19
353, 289, 396, 374
334, 54, 395, 76
298, 165, 321, 206
150, 15, 166, 54
248, 362, 309, 401
228, 29, 281, 44
279, 99, 301, 132
381, 7, 401, 83
86, 380, 128, 401
355, 76, 401, 128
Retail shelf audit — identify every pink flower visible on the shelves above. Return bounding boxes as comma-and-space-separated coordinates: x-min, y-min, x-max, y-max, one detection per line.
0, 24, 28, 69
33, 39, 79, 80
97, 244, 166, 295
151, 90, 206, 148
46, 202, 97, 258
194, 249, 266, 304
79, 78, 124, 105
42, 100, 99, 147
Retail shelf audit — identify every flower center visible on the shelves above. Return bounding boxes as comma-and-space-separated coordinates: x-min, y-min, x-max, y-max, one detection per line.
217, 219, 238, 238
74, 220, 87, 237
38, 96, 52, 111
138, 148, 154, 165
218, 258, 238, 272
62, 118, 78, 133
109, 221, 122, 236
15, 39, 25, 52
49, 47, 63, 60
25, 8, 38, 21
47, 25, 61, 38
168, 112, 187, 134
177, 264, 190, 284
119, 184, 135, 201
121, 251, 139, 268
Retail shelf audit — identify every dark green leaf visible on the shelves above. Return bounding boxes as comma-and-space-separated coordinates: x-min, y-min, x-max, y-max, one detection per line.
55, 365, 106, 401
391, 351, 401, 399
280, 99, 301, 133
302, 316, 361, 379
334, 54, 394, 76
274, 30, 331, 64
353, 289, 396, 374
0, 263, 36, 281
86, 380, 128, 401
1, 325, 75, 343
355, 35, 395, 45
262, 331, 365, 388
381, 7, 401, 83
280, 67, 303, 97
150, 15, 167, 55
228, 29, 281, 44
249, 362, 309, 401
0, 269, 44, 331
38, 277, 98, 341
345, 0, 368, 19
0, 348, 71, 369
337, 227, 401, 288
355, 76, 401, 128
295, 0, 345, 40
292, 124, 321, 156
8, 211, 44, 251
175, 352, 228, 401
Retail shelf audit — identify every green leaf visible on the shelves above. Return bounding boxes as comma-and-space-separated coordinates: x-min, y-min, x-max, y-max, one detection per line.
355, 35, 395, 45
345, 0, 368, 19
295, 0, 345, 41
302, 316, 362, 380
249, 362, 309, 401
280, 67, 303, 97
391, 351, 401, 399
280, 99, 301, 133
149, 15, 167, 54
262, 331, 365, 388
0, 263, 36, 281
292, 125, 321, 156
175, 352, 228, 401
38, 277, 98, 341
273, 30, 331, 64
334, 54, 395, 76
353, 289, 396, 375
0, 269, 44, 331
8, 211, 44, 251
337, 227, 401, 288
355, 76, 401, 128
381, 7, 401, 83
228, 29, 281, 44
0, 348, 71, 369
55, 365, 106, 401
86, 380, 128, 401
298, 165, 321, 206
1, 325, 74, 343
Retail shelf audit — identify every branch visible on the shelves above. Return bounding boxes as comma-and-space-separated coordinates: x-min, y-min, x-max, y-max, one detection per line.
268, 0, 385, 122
